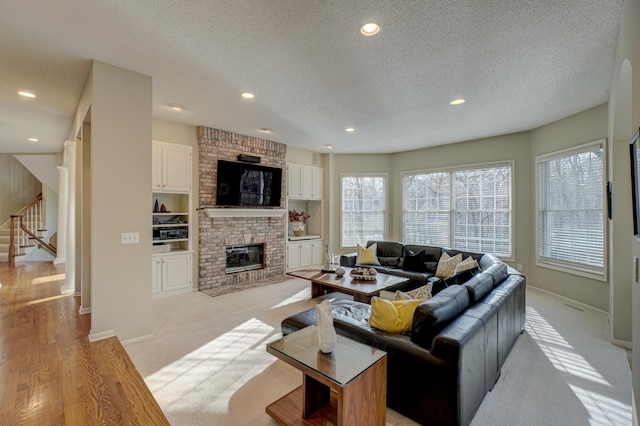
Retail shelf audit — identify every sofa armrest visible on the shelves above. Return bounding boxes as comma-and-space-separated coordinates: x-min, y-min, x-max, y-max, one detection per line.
340, 253, 357, 267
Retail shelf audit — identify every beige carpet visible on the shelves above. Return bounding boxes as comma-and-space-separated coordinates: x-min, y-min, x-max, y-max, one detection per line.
125, 280, 632, 426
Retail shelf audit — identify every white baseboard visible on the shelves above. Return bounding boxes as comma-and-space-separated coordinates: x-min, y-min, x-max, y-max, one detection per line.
121, 333, 154, 346
527, 285, 608, 316
89, 329, 115, 342
634, 389, 638, 426
611, 337, 632, 349
79, 306, 91, 315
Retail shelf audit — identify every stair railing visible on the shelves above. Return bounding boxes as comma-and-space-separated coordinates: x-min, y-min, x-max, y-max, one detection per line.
9, 193, 57, 263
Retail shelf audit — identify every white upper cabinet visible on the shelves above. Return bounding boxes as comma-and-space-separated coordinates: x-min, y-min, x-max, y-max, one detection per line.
287, 163, 322, 200
311, 167, 322, 199
153, 140, 192, 193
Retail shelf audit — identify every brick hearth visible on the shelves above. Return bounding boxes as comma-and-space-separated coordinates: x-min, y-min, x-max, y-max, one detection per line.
197, 127, 286, 296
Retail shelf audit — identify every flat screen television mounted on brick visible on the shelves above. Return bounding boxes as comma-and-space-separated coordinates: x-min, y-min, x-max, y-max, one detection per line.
216, 159, 282, 207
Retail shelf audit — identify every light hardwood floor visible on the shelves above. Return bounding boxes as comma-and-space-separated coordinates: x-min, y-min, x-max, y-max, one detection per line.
0, 261, 169, 425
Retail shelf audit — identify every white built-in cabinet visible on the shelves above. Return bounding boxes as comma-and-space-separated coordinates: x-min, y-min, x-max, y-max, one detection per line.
287, 163, 323, 200
287, 239, 324, 270
286, 162, 324, 271
152, 140, 192, 193
152, 252, 193, 295
152, 140, 193, 296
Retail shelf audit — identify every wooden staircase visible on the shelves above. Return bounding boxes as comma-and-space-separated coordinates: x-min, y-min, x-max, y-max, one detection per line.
0, 193, 56, 263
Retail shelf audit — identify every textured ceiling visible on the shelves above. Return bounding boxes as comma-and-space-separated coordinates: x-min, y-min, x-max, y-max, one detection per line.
0, 0, 624, 154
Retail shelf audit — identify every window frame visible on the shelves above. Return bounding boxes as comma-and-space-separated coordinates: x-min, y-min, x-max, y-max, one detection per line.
402, 160, 514, 260
534, 139, 607, 281
340, 173, 388, 249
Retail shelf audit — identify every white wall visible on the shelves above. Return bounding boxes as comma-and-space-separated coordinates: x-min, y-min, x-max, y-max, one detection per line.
607, 0, 640, 413
0, 155, 41, 223
323, 107, 611, 314
530, 104, 610, 311
391, 132, 532, 272
70, 61, 153, 343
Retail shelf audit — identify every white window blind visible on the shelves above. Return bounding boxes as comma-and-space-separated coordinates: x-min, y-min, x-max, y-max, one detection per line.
341, 175, 386, 247
403, 172, 450, 247
536, 141, 605, 278
403, 164, 512, 257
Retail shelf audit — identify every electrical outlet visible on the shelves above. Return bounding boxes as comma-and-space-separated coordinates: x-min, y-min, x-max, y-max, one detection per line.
516, 264, 523, 272
121, 232, 139, 244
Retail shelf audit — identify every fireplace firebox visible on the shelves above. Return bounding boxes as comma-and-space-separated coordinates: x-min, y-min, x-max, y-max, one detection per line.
226, 243, 265, 274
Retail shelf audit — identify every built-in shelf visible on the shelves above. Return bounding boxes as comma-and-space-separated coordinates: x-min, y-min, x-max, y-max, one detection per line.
205, 208, 286, 218
288, 235, 321, 241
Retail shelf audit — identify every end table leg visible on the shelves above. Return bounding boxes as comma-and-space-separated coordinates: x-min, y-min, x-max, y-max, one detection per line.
303, 374, 329, 418
311, 282, 324, 298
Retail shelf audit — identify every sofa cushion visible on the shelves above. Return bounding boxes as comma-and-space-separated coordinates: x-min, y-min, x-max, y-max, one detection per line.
369, 297, 424, 333
357, 243, 381, 265
383, 267, 431, 283
432, 268, 478, 296
435, 252, 463, 278
411, 285, 470, 349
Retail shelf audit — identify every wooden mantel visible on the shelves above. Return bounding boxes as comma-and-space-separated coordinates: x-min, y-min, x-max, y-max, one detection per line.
204, 208, 286, 218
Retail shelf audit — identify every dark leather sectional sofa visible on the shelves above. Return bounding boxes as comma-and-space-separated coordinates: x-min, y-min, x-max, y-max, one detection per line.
280, 241, 526, 426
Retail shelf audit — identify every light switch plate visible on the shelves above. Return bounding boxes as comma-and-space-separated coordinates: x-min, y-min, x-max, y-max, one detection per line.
121, 232, 139, 244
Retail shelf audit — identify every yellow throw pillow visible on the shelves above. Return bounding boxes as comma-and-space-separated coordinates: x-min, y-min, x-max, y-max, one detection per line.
369, 297, 423, 333
356, 243, 380, 265
454, 256, 479, 274
435, 252, 463, 278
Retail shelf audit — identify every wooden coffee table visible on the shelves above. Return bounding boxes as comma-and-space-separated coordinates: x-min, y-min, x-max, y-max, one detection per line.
266, 326, 387, 425
287, 267, 410, 303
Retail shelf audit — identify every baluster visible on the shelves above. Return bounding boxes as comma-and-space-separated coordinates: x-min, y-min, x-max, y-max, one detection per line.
17, 216, 22, 255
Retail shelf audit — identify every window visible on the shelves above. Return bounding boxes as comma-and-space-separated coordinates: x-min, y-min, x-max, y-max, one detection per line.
341, 175, 386, 247
403, 163, 512, 257
536, 141, 605, 279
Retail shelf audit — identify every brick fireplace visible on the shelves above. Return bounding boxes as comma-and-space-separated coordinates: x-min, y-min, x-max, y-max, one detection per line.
197, 126, 286, 296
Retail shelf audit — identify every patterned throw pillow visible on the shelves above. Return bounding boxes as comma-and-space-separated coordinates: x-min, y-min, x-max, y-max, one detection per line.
435, 253, 463, 278
454, 256, 479, 274
356, 243, 381, 265
393, 282, 432, 301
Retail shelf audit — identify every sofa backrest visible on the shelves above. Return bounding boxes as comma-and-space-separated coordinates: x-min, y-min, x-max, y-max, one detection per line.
478, 254, 508, 287
462, 273, 494, 303
366, 240, 404, 267
411, 284, 470, 349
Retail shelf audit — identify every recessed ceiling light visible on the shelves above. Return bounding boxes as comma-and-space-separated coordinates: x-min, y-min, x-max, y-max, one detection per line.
18, 91, 36, 98
360, 22, 380, 36
167, 103, 184, 111
325, 144, 333, 149
260, 128, 272, 133
241, 92, 255, 99
450, 98, 466, 105
28, 137, 39, 142
345, 127, 355, 133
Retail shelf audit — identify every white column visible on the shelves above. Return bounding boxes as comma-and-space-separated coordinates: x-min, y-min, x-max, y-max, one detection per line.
62, 141, 76, 294
54, 166, 68, 265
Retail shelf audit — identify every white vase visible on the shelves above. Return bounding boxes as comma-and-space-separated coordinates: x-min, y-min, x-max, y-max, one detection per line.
292, 221, 305, 236
316, 299, 337, 353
